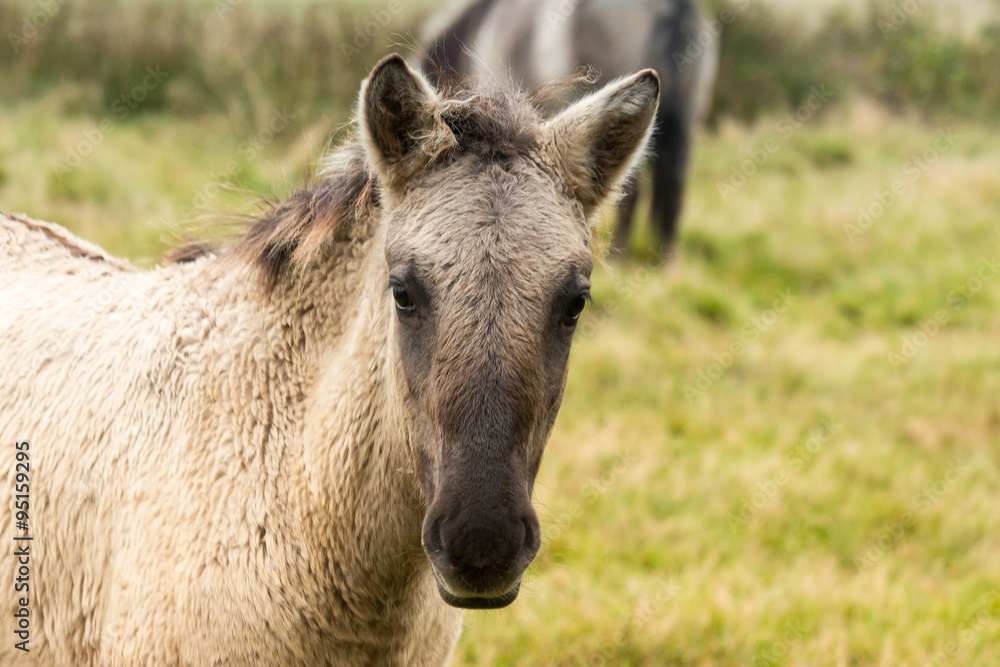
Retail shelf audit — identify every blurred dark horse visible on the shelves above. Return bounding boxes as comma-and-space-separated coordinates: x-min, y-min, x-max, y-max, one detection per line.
422, 0, 718, 257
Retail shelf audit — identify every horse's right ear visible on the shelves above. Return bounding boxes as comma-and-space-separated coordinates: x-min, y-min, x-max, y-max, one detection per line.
542, 69, 660, 217
359, 54, 453, 193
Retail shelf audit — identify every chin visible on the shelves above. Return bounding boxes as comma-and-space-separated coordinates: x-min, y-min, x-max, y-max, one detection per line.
435, 580, 521, 610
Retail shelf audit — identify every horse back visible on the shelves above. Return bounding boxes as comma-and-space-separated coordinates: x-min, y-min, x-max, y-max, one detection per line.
1, 211, 134, 272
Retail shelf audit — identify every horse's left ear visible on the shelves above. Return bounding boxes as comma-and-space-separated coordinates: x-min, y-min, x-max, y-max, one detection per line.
543, 69, 660, 217
359, 54, 454, 193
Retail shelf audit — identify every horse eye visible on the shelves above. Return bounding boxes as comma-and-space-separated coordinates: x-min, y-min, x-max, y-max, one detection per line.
392, 284, 415, 313
563, 293, 589, 327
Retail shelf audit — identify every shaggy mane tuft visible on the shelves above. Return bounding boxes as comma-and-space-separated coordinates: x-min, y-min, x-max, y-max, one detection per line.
232, 144, 378, 295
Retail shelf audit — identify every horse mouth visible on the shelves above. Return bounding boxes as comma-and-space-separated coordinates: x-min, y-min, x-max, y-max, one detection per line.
434, 577, 521, 610
428, 565, 522, 609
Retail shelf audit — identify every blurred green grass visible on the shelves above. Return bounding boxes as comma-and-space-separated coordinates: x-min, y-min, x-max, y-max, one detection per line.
2, 0, 999, 664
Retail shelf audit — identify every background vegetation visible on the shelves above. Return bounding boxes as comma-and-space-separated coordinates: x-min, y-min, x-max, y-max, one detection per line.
2, 0, 999, 664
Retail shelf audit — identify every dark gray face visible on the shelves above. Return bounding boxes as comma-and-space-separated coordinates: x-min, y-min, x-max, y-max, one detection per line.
385, 155, 592, 608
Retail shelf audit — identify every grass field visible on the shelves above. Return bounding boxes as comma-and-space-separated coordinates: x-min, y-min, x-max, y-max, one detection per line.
2, 1, 1000, 665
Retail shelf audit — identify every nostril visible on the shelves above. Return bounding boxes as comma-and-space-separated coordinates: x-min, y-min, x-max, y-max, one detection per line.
436, 517, 461, 567
521, 515, 540, 558
422, 513, 445, 558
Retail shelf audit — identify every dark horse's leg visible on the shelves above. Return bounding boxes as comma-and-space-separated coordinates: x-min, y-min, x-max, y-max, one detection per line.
650, 103, 691, 257
611, 179, 640, 258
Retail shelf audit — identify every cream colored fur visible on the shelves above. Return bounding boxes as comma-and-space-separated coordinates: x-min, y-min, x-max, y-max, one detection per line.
0, 210, 460, 665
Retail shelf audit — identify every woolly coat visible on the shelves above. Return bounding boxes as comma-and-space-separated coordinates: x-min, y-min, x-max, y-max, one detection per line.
0, 211, 461, 665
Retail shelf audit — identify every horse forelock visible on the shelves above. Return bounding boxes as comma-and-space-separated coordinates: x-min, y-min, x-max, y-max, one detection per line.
435, 88, 541, 159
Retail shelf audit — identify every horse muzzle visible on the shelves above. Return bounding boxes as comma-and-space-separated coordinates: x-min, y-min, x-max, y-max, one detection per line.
421, 501, 540, 609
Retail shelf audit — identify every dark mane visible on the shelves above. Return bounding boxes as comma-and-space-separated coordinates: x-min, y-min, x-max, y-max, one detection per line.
232, 143, 378, 294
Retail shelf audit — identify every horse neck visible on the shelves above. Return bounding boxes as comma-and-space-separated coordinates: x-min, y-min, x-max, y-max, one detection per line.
260, 218, 427, 602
